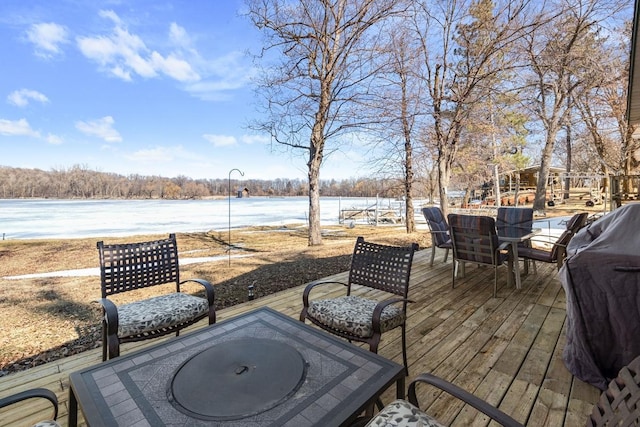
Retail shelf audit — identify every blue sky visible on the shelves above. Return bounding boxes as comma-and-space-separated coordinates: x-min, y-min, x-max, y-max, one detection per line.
0, 1, 365, 181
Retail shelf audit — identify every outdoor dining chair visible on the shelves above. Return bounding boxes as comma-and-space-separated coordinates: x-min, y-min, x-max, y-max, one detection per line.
421, 206, 452, 267
97, 234, 216, 360
496, 206, 534, 246
0, 387, 60, 427
519, 212, 588, 271
365, 353, 640, 426
300, 236, 419, 375
448, 214, 513, 297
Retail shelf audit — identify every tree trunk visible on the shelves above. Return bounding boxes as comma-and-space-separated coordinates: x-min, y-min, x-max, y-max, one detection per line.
533, 129, 558, 210
307, 124, 324, 246
437, 154, 452, 217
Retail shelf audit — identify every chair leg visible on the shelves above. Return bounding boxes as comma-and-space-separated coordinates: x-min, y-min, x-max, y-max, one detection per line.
401, 324, 409, 376
101, 321, 107, 362
430, 245, 436, 267
443, 248, 449, 263
452, 260, 457, 289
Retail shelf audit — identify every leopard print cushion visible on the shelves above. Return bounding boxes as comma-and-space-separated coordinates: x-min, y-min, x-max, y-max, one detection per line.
307, 295, 405, 338
115, 293, 209, 337
365, 399, 444, 427
33, 422, 61, 427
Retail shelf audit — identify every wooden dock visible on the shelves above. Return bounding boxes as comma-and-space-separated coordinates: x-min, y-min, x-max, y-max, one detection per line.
0, 250, 601, 426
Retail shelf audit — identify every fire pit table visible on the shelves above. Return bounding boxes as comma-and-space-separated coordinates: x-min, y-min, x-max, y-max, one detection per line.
69, 307, 405, 426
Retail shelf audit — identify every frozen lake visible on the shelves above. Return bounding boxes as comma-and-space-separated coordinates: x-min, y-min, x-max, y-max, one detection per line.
0, 197, 409, 240
0, 198, 572, 241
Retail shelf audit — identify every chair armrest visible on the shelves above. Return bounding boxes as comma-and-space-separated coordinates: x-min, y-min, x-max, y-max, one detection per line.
408, 373, 524, 427
0, 388, 59, 420
497, 241, 512, 253
301, 281, 348, 308
97, 298, 119, 337
300, 281, 348, 322
372, 297, 411, 334
181, 278, 216, 323
428, 230, 449, 235
181, 278, 215, 306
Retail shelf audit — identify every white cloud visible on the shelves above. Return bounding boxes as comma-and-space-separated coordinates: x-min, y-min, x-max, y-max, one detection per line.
203, 134, 237, 147
7, 89, 50, 107
75, 116, 122, 142
77, 10, 199, 82
125, 145, 200, 163
169, 23, 191, 47
26, 22, 69, 58
185, 52, 256, 101
241, 134, 270, 145
46, 133, 63, 145
0, 118, 40, 137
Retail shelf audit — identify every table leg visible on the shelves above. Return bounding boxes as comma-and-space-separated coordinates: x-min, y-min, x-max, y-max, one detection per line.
512, 243, 522, 289
396, 376, 406, 400
69, 387, 78, 427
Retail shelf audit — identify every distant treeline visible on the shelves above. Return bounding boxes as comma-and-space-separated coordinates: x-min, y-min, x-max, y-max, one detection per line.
0, 165, 413, 199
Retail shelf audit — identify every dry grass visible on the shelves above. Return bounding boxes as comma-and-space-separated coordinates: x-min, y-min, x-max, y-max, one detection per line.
0, 197, 607, 375
0, 223, 430, 374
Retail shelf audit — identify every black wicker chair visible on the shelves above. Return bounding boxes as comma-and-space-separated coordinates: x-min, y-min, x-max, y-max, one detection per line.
0, 388, 60, 427
367, 354, 640, 426
300, 237, 419, 375
97, 233, 215, 360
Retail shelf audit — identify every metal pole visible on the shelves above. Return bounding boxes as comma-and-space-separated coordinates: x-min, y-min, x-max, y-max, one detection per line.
228, 168, 244, 267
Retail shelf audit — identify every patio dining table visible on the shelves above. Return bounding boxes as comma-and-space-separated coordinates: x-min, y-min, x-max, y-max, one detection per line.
497, 225, 541, 289
68, 307, 405, 426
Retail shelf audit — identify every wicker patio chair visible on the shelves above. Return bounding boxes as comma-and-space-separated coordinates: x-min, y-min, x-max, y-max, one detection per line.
300, 236, 419, 375
366, 354, 640, 426
97, 233, 216, 360
422, 207, 452, 267
365, 372, 523, 427
0, 388, 60, 427
448, 214, 513, 297
519, 212, 588, 271
588, 353, 640, 426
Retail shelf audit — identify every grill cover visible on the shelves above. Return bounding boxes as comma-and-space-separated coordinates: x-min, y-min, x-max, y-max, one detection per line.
559, 203, 640, 390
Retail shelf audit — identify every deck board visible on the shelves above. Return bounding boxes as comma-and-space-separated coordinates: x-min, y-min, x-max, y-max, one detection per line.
0, 249, 603, 426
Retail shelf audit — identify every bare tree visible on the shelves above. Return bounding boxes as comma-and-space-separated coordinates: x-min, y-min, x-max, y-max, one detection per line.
364, 24, 424, 232
247, 0, 404, 245
411, 0, 537, 216
519, 0, 627, 210
574, 19, 639, 182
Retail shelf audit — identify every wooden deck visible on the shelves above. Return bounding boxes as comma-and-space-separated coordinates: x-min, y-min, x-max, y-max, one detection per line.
0, 249, 602, 426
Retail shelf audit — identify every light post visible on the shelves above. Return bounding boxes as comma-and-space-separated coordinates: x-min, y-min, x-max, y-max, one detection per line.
228, 168, 244, 266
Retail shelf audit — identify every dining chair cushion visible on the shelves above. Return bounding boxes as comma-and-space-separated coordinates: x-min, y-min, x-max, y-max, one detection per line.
116, 293, 209, 338
307, 296, 405, 338
365, 399, 445, 427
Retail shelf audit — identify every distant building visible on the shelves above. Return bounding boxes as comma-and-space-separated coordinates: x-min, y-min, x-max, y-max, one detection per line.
237, 187, 250, 198
500, 165, 565, 193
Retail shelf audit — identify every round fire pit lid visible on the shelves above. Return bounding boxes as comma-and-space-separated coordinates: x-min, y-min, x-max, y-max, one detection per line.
169, 338, 307, 420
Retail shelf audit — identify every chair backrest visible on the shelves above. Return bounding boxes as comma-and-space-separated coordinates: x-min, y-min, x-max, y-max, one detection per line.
588, 354, 640, 426
549, 212, 589, 260
448, 214, 503, 266
97, 233, 180, 298
566, 212, 588, 233
422, 206, 450, 246
347, 236, 418, 298
496, 207, 533, 229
